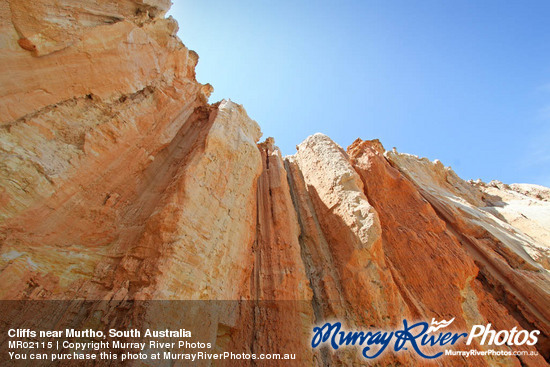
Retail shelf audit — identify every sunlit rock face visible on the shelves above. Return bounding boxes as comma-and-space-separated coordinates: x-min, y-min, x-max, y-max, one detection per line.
348, 139, 550, 366
0, 0, 549, 365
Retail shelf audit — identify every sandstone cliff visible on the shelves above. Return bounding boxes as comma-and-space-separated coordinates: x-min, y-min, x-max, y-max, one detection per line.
0, 1, 549, 366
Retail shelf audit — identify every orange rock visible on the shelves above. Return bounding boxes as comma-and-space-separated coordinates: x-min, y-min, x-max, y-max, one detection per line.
349, 138, 549, 365
0, 0, 549, 365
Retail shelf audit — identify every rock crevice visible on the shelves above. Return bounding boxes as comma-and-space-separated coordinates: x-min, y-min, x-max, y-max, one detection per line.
1, 1, 549, 366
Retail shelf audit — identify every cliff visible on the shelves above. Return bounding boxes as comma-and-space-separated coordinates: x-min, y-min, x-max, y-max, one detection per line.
0, 1, 549, 366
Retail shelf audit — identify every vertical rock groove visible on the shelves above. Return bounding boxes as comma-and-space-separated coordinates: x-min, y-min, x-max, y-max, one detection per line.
251, 138, 315, 365
348, 138, 549, 364
1, 1, 549, 365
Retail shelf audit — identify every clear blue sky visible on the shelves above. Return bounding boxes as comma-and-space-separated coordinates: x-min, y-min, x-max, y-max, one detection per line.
168, 1, 550, 186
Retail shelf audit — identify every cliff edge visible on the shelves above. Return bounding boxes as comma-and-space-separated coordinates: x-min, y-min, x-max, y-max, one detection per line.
0, 1, 548, 365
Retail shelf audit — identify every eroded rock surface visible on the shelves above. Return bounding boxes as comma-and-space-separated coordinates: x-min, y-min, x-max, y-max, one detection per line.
350, 139, 549, 366
0, 0, 549, 366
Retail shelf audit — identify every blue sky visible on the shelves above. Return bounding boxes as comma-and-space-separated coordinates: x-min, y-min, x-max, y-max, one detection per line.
168, 1, 550, 186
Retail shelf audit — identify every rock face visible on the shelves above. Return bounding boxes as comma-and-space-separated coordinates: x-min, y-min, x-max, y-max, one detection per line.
0, 1, 549, 366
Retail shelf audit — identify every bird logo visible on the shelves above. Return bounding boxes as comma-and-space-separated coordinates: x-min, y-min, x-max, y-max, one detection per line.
426, 318, 456, 333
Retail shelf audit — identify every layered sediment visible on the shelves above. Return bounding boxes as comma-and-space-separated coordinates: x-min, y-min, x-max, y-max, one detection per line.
0, 1, 549, 365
